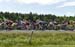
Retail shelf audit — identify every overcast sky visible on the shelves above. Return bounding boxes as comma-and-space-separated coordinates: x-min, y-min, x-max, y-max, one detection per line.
0, 0, 75, 16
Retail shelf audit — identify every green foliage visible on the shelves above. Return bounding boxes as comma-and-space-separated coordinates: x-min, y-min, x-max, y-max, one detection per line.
0, 11, 75, 22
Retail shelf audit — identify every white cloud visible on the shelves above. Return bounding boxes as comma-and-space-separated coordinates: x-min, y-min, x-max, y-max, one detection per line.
0, 0, 11, 2
0, 0, 2, 2
63, 12, 74, 16
16, 0, 66, 5
0, 0, 66, 5
5, 0, 11, 2
58, 2, 75, 8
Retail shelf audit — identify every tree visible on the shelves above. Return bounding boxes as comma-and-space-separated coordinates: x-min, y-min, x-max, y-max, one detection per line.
28, 12, 33, 22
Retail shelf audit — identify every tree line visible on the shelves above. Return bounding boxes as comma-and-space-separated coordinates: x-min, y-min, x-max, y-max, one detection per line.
0, 11, 75, 22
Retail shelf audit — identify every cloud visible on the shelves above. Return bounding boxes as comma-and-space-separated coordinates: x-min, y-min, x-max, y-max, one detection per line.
5, 0, 11, 2
65, 12, 74, 16
16, 0, 66, 5
0, 0, 66, 5
58, 2, 75, 8
0, 0, 11, 2
0, 0, 2, 2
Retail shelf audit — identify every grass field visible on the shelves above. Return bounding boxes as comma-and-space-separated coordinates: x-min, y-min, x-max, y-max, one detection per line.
0, 30, 75, 47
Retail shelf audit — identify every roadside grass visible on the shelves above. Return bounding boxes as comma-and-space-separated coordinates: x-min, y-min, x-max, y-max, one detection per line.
0, 31, 75, 47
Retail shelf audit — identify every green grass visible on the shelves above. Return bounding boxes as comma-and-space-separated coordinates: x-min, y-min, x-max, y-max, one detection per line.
0, 30, 75, 47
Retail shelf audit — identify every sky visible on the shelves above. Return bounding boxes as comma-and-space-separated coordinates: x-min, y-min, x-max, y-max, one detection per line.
0, 0, 75, 16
